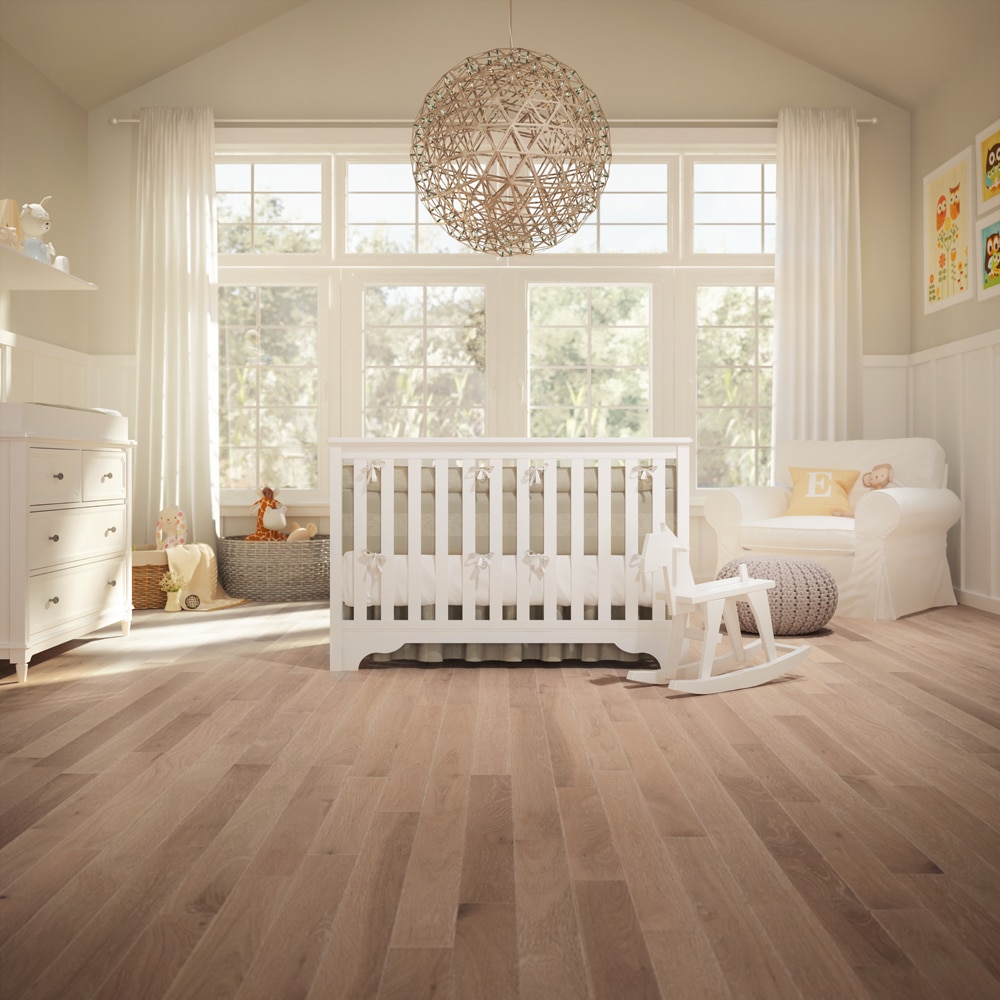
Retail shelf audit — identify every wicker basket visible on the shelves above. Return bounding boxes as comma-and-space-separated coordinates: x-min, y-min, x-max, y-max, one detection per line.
218, 536, 331, 601
132, 547, 169, 610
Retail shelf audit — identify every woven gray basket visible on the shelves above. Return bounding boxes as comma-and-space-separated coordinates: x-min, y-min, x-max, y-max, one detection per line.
218, 536, 331, 601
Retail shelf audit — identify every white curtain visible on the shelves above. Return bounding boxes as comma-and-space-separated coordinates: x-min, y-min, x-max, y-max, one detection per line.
134, 107, 219, 545
773, 107, 863, 446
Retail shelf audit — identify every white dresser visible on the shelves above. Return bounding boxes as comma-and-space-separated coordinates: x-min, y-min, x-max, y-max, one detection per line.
1, 403, 133, 681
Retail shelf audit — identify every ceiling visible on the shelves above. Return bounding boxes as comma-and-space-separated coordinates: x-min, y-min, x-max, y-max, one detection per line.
0, 0, 996, 112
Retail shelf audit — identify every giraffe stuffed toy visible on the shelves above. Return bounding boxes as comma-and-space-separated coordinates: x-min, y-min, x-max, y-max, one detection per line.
245, 486, 288, 541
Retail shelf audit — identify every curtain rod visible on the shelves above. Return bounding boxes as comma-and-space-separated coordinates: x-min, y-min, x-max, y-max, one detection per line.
107, 115, 877, 128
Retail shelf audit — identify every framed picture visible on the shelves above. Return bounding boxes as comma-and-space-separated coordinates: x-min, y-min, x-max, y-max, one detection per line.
975, 116, 1000, 215
923, 148, 973, 313
976, 208, 1000, 301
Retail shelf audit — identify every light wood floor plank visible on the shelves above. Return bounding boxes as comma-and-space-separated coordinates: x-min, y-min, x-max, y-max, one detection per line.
1, 602, 999, 1000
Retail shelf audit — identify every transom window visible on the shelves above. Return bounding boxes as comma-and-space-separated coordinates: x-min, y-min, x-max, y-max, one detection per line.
692, 161, 776, 254
216, 160, 323, 254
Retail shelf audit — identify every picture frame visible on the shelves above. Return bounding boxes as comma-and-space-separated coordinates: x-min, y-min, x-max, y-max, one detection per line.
975, 116, 1000, 215
976, 208, 1000, 301
923, 148, 973, 313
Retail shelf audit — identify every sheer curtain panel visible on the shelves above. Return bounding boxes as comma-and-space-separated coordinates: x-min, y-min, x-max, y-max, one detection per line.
774, 107, 863, 445
134, 107, 219, 545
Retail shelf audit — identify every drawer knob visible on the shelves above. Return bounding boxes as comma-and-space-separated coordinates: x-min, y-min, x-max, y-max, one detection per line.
102, 472, 114, 482
108, 579, 118, 587
47, 596, 60, 606
105, 525, 117, 536
49, 533, 60, 542
53, 472, 64, 480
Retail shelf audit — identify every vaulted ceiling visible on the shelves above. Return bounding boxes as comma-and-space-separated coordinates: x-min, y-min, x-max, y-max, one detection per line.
0, 0, 995, 112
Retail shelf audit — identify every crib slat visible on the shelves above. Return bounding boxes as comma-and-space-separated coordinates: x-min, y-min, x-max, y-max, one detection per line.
379, 458, 395, 622
570, 457, 584, 621
597, 458, 611, 621
543, 455, 557, 621
649, 457, 667, 622
515, 458, 530, 621
354, 459, 368, 621
462, 455, 477, 622
489, 455, 503, 621
624, 457, 639, 622
407, 458, 421, 622
434, 458, 448, 622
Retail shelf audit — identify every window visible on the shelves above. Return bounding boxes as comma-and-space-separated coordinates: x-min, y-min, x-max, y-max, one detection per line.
695, 283, 773, 487
345, 161, 471, 254
528, 284, 651, 437
362, 284, 486, 436
691, 160, 775, 255
216, 160, 323, 254
215, 142, 777, 505
218, 284, 320, 489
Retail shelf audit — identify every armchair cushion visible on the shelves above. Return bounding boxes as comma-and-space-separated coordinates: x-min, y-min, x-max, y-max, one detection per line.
784, 467, 859, 516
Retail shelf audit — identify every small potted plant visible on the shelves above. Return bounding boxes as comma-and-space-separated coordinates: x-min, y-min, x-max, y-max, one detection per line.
159, 571, 186, 612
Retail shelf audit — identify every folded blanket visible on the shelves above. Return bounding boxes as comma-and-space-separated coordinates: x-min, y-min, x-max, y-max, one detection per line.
165, 543, 246, 612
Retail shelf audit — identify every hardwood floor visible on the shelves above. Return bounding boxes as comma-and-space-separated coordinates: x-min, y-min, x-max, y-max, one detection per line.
1, 602, 999, 999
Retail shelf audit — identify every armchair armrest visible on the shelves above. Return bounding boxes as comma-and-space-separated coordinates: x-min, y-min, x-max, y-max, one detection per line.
853, 487, 962, 538
704, 486, 791, 567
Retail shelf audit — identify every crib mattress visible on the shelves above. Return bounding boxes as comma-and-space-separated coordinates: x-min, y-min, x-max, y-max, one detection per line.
342, 552, 657, 608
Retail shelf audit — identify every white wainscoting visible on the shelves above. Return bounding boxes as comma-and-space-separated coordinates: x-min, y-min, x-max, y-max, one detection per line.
906, 329, 999, 614
5, 328, 996, 615
0, 330, 136, 424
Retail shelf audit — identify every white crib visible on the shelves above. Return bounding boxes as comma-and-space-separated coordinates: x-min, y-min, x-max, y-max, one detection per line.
329, 438, 691, 671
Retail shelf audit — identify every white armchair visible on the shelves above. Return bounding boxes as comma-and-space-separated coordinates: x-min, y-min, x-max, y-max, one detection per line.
704, 438, 962, 620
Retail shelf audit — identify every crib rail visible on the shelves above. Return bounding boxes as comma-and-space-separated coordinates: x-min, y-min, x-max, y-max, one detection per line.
330, 438, 690, 670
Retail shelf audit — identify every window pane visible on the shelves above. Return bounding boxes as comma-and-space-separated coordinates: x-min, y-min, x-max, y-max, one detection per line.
216, 160, 323, 255
694, 163, 763, 191
347, 193, 416, 225
528, 284, 651, 438
363, 285, 486, 438
218, 284, 319, 489
693, 224, 763, 254
696, 284, 773, 488
347, 162, 416, 192
694, 193, 762, 224
605, 162, 668, 192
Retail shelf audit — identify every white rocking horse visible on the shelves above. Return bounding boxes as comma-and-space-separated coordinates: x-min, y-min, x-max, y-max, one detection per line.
628, 528, 810, 694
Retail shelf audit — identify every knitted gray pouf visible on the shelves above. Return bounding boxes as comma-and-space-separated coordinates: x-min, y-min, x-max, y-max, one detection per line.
717, 556, 838, 636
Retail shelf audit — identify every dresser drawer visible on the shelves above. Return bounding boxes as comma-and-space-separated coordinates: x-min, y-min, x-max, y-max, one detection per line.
28, 505, 126, 570
28, 557, 127, 637
28, 448, 82, 505
83, 450, 127, 501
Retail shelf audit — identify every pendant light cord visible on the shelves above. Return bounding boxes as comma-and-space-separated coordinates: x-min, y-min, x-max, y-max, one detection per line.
508, 0, 514, 48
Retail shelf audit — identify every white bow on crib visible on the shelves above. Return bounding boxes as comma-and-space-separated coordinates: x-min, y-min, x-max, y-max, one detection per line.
525, 463, 545, 485
630, 552, 644, 581
363, 460, 384, 483
632, 464, 654, 482
470, 464, 494, 482
524, 550, 550, 575
360, 549, 387, 573
467, 552, 494, 575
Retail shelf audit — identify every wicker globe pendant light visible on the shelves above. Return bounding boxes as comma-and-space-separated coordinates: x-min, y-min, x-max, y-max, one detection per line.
411, 28, 611, 257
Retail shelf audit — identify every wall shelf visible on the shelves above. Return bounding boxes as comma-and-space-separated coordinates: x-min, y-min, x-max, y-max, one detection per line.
0, 245, 96, 291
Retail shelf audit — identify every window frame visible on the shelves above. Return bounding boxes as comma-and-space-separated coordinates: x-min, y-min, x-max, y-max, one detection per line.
214, 129, 777, 514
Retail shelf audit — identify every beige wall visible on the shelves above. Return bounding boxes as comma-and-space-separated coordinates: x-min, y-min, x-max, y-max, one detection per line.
0, 42, 92, 350
910, 56, 1000, 353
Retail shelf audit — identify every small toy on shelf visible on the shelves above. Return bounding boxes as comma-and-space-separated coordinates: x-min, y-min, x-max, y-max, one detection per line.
20, 196, 55, 263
